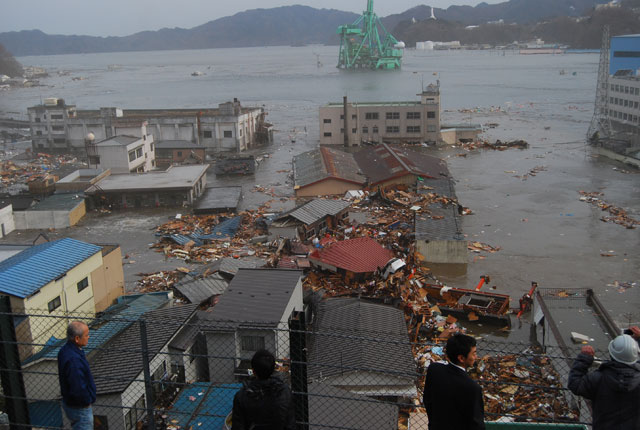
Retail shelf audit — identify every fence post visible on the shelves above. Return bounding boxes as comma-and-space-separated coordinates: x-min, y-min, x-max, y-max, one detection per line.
0, 296, 31, 430
138, 320, 156, 430
289, 311, 308, 430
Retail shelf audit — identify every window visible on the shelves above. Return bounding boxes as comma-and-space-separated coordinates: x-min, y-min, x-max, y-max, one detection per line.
51, 114, 63, 120
635, 102, 639, 109
340, 128, 344, 134
239, 129, 243, 136
89, 155, 100, 165
150, 143, 154, 152
35, 118, 41, 123
385, 112, 400, 120
427, 111, 436, 119
625, 86, 630, 94
323, 132, 332, 137
352, 128, 356, 134
407, 112, 421, 119
177, 151, 182, 157
624, 99, 629, 107
323, 119, 331, 124
223, 130, 232, 138
48, 296, 61, 313
77, 277, 89, 293
53, 138, 66, 144
362, 126, 368, 134
203, 130, 212, 138
128, 151, 136, 162
372, 126, 378, 134
136, 147, 143, 158
407, 126, 421, 133
36, 131, 42, 136
636, 88, 639, 96
241, 336, 265, 351
94, 415, 108, 430
386, 126, 399, 133
125, 395, 146, 430
339, 114, 344, 120
365, 112, 379, 120
427, 125, 437, 132
51, 125, 64, 131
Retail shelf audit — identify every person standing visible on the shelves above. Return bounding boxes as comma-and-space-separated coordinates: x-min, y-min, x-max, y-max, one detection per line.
232, 349, 295, 430
568, 334, 640, 429
423, 333, 485, 430
58, 321, 96, 430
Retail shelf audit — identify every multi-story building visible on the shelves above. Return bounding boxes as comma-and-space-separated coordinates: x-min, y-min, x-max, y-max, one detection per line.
88, 124, 155, 173
607, 35, 640, 147
319, 84, 441, 146
28, 98, 272, 155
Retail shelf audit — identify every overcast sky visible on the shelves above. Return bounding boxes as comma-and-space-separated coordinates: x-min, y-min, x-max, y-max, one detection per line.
1, 0, 504, 37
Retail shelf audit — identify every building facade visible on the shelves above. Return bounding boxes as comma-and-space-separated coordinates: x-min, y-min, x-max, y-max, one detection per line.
28, 99, 272, 155
89, 125, 155, 173
319, 85, 441, 146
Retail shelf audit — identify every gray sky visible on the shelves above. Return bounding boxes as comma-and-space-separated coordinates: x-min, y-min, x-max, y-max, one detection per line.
1, 0, 503, 37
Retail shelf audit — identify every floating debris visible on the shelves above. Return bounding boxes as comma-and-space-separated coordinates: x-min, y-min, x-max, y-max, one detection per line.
578, 191, 639, 229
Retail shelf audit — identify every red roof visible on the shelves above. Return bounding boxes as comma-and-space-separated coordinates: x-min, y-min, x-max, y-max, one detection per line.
309, 236, 393, 274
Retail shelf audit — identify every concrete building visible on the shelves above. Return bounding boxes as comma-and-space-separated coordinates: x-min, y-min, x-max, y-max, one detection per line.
28, 98, 272, 155
13, 193, 86, 230
87, 125, 155, 173
154, 140, 206, 169
0, 201, 16, 238
85, 165, 208, 209
56, 169, 111, 193
319, 85, 441, 146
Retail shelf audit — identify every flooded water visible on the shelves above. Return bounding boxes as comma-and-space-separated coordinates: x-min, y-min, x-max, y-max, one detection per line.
1, 46, 638, 339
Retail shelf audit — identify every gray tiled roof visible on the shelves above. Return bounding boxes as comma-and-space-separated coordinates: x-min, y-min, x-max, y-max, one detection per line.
293, 147, 365, 189
90, 304, 198, 394
217, 257, 266, 276
199, 268, 302, 325
275, 199, 350, 226
414, 206, 463, 241
194, 187, 242, 214
169, 315, 201, 351
418, 177, 457, 200
308, 383, 398, 430
174, 273, 228, 304
308, 298, 415, 379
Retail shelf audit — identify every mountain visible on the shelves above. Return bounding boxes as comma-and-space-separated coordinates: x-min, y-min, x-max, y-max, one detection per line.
0, 43, 23, 77
0, 1, 619, 56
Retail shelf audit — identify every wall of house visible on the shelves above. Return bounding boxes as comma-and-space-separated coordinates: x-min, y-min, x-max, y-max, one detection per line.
295, 178, 363, 198
416, 239, 468, 265
0, 204, 15, 238
90, 246, 125, 313
93, 393, 126, 430
275, 279, 304, 359
206, 331, 236, 384
372, 174, 418, 191
23, 360, 59, 400
268, 225, 299, 241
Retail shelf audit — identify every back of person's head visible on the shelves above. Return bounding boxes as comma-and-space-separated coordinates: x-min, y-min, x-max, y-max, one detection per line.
608, 334, 638, 365
251, 349, 276, 379
446, 333, 476, 365
67, 321, 86, 342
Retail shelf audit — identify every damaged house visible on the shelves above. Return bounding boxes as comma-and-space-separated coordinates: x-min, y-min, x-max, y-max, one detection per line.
292, 146, 366, 197
269, 198, 351, 241
308, 236, 393, 280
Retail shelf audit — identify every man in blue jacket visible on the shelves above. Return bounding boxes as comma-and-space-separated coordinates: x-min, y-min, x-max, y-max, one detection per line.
58, 321, 96, 430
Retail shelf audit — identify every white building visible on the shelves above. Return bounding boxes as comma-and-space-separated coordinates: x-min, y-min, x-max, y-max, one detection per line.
0, 202, 16, 238
89, 124, 155, 173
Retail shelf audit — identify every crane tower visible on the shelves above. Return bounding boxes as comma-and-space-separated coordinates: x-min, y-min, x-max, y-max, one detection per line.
337, 0, 404, 70
587, 26, 612, 141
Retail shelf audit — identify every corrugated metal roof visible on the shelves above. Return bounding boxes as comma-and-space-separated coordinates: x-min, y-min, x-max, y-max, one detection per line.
354, 143, 449, 186
194, 187, 242, 214
293, 147, 365, 189
91, 304, 198, 394
168, 383, 240, 429
418, 177, 457, 199
276, 199, 350, 226
308, 298, 415, 379
200, 269, 302, 325
218, 256, 266, 276
174, 274, 228, 304
414, 206, 463, 241
0, 238, 102, 299
309, 237, 392, 274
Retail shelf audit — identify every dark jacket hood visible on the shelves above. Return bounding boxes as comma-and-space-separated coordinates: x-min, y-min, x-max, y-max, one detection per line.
243, 375, 287, 400
599, 360, 640, 392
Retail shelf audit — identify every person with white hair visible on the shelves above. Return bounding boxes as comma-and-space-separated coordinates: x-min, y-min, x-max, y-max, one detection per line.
568, 333, 640, 429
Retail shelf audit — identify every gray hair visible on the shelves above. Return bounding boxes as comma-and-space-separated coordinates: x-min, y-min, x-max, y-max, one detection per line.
67, 321, 87, 341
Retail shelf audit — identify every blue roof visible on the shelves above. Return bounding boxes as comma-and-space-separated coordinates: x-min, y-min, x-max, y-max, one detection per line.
23, 292, 171, 364
168, 382, 240, 429
0, 238, 102, 299
159, 216, 243, 246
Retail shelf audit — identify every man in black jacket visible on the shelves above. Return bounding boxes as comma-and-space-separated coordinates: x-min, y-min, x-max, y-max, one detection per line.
423, 334, 485, 430
568, 334, 640, 430
232, 349, 296, 430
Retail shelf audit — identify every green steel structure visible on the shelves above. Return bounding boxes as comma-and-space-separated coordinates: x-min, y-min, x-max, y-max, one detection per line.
337, 0, 404, 70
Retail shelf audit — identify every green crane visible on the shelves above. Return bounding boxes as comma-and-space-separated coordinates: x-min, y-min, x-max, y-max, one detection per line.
337, 0, 404, 70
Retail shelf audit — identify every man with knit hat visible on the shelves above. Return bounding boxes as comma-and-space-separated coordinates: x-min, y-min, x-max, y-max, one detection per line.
568, 334, 640, 429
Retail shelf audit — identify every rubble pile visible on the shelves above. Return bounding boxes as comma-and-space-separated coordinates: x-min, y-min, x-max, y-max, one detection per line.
456, 140, 529, 151
135, 270, 183, 292
0, 153, 81, 190
514, 165, 547, 180
579, 191, 639, 229
471, 352, 579, 422
468, 242, 501, 253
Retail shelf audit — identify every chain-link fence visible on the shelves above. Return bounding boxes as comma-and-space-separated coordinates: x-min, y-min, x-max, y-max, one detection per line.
0, 297, 594, 430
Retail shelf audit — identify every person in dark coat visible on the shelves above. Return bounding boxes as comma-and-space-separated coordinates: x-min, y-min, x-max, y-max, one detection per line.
232, 349, 296, 430
568, 334, 640, 430
423, 333, 485, 430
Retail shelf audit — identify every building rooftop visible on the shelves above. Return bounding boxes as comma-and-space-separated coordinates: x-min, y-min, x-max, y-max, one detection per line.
199, 268, 302, 325
309, 236, 392, 274
94, 135, 140, 147
0, 238, 102, 299
86, 165, 208, 193
293, 147, 365, 190
74, 106, 261, 120
174, 273, 228, 305
30, 193, 85, 211
275, 198, 351, 226
194, 187, 242, 214
326, 101, 423, 107
167, 382, 240, 429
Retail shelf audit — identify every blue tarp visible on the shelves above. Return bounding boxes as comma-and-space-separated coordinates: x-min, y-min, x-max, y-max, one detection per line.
160, 216, 243, 245
168, 382, 241, 429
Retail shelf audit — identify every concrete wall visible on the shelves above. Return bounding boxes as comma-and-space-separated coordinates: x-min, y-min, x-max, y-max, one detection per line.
415, 239, 468, 264
0, 204, 16, 238
13, 201, 86, 230
295, 178, 363, 197
206, 331, 236, 384
90, 246, 125, 313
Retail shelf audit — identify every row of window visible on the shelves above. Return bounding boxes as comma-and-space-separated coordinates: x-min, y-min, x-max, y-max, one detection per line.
610, 110, 640, 124
324, 111, 436, 123
610, 83, 640, 95
610, 97, 639, 110
324, 125, 437, 137
47, 277, 89, 312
